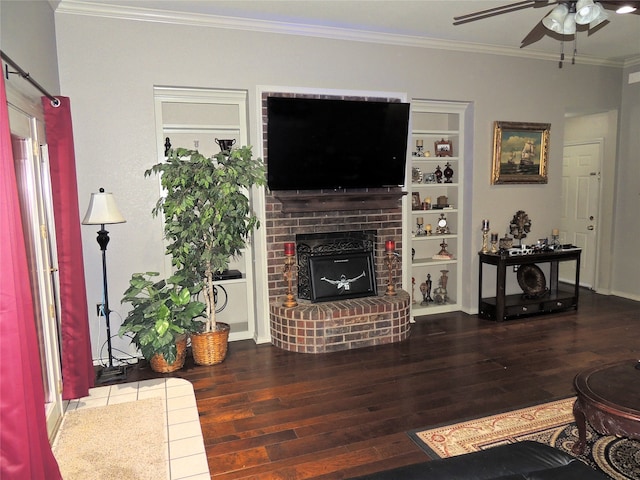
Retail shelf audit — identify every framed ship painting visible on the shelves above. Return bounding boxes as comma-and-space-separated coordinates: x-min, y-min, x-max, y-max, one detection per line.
491, 121, 550, 184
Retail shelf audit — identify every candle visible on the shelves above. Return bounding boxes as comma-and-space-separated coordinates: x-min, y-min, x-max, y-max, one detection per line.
425, 196, 431, 203
482, 219, 489, 230
385, 240, 396, 252
491, 232, 498, 242
425, 224, 432, 232
284, 242, 295, 256
416, 139, 423, 147
552, 228, 559, 236
416, 217, 424, 225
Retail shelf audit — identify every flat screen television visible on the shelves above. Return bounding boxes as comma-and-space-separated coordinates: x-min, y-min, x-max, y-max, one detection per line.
266, 96, 410, 191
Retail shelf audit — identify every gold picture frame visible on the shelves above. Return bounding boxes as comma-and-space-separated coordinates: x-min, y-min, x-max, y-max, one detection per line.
491, 121, 550, 184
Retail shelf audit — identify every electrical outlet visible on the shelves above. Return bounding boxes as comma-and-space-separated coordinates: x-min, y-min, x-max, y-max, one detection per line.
96, 303, 104, 317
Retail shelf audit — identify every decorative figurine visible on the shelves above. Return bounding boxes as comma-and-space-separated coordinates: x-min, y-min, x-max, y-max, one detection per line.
433, 240, 454, 260
434, 165, 443, 183
444, 162, 454, 183
509, 210, 532, 246
420, 273, 433, 305
433, 270, 449, 304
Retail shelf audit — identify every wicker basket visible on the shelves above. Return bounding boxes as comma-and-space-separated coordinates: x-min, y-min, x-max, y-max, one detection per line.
150, 335, 187, 373
191, 322, 230, 366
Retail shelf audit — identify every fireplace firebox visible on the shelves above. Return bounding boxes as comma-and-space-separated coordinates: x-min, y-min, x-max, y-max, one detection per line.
296, 230, 377, 302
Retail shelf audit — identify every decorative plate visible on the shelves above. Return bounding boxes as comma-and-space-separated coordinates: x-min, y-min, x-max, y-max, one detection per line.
412, 167, 423, 184
517, 264, 548, 297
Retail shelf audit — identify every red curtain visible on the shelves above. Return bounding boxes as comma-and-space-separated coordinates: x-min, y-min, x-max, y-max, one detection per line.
42, 97, 95, 400
0, 71, 62, 478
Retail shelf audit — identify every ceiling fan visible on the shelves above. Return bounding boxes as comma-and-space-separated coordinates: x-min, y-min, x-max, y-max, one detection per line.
453, 1, 639, 66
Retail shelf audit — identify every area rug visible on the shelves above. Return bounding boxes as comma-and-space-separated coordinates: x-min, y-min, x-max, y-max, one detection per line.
409, 397, 640, 480
52, 397, 167, 480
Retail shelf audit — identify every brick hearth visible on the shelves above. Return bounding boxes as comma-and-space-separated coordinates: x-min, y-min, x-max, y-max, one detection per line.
270, 291, 410, 353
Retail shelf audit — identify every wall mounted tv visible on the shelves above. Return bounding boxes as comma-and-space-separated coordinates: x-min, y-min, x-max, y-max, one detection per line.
266, 96, 410, 191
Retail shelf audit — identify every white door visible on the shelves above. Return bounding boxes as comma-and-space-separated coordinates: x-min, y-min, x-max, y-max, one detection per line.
560, 141, 602, 288
8, 96, 64, 440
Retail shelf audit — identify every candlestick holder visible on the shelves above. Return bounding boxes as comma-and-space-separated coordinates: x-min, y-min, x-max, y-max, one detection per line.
384, 250, 399, 296
490, 236, 498, 253
481, 227, 490, 253
282, 253, 298, 307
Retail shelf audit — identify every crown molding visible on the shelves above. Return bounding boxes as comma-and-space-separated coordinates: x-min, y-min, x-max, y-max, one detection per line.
56, 0, 625, 68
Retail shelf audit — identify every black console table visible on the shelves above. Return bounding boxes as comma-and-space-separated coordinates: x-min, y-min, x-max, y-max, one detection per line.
478, 249, 581, 321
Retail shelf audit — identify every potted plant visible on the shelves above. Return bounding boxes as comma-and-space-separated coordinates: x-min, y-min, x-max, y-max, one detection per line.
146, 146, 266, 365
119, 272, 205, 372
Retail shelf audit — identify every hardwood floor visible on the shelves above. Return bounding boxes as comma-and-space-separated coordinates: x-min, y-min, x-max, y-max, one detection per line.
124, 290, 639, 479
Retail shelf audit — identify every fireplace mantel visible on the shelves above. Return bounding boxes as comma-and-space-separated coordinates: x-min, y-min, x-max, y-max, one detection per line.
272, 187, 406, 213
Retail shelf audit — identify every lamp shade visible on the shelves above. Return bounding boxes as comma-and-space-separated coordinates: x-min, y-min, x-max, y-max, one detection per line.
589, 4, 609, 28
563, 12, 577, 34
82, 188, 126, 225
575, 0, 601, 24
543, 3, 569, 33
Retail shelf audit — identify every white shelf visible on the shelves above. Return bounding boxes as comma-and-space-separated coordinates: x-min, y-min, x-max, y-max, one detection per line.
412, 258, 458, 267
411, 209, 459, 214
411, 183, 459, 188
412, 234, 457, 241
410, 302, 458, 316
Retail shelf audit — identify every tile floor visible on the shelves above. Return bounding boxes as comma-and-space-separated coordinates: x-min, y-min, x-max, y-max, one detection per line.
65, 377, 210, 479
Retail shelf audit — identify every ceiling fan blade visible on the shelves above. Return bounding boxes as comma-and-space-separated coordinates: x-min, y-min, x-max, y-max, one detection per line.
520, 21, 549, 47
453, 1, 551, 25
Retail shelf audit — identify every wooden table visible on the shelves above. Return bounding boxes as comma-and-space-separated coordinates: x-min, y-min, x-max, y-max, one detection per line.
478, 248, 581, 321
572, 359, 640, 454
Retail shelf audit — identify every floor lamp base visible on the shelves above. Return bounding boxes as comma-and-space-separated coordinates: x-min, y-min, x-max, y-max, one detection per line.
96, 364, 128, 384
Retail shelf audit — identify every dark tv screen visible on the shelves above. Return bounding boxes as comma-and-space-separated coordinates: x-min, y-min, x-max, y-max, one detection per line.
267, 96, 409, 191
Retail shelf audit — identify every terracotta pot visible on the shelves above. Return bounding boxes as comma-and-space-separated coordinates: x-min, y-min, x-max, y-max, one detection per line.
191, 322, 230, 366
149, 334, 187, 373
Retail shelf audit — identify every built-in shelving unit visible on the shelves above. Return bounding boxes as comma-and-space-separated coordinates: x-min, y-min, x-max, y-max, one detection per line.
153, 87, 256, 341
404, 100, 468, 320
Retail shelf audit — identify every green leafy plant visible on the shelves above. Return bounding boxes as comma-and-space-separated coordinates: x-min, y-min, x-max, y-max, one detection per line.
145, 146, 266, 332
119, 272, 205, 364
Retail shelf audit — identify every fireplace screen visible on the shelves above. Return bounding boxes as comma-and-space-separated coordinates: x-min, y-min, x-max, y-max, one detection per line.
309, 251, 377, 302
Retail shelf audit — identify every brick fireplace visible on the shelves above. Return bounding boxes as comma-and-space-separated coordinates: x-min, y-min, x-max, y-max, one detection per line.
262, 91, 411, 353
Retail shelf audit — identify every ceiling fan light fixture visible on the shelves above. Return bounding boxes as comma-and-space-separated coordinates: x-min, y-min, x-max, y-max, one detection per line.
575, 0, 601, 24
589, 3, 609, 28
563, 12, 577, 34
543, 3, 569, 32
616, 4, 637, 14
